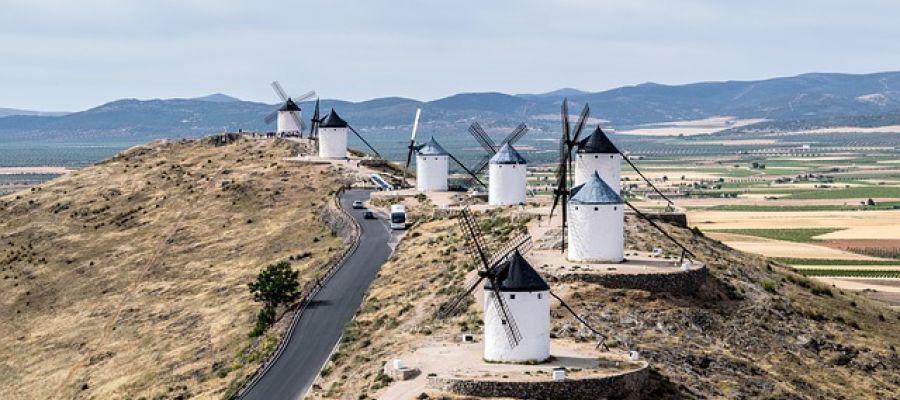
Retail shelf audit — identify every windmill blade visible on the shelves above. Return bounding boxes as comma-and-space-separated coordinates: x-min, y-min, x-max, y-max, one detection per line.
310, 98, 321, 138
471, 154, 492, 175
549, 185, 563, 221
404, 145, 415, 175
294, 90, 316, 103
403, 108, 422, 181
271, 81, 289, 101
448, 152, 486, 188
461, 153, 493, 188
457, 208, 492, 269
548, 290, 609, 351
561, 178, 568, 251
570, 104, 591, 144
499, 123, 529, 147
436, 274, 488, 319
489, 285, 523, 348
548, 127, 569, 220
348, 124, 383, 159
623, 199, 696, 260
486, 233, 532, 270
410, 108, 422, 142
561, 98, 571, 144
290, 110, 304, 134
263, 110, 278, 125
467, 122, 498, 154
620, 151, 675, 207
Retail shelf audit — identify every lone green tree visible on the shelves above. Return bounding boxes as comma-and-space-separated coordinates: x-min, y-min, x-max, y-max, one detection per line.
248, 261, 301, 336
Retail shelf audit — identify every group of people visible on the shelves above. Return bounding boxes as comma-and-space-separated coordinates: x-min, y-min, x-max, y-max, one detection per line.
238, 129, 303, 139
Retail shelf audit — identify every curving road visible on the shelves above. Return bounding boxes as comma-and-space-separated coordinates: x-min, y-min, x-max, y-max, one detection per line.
241, 189, 393, 400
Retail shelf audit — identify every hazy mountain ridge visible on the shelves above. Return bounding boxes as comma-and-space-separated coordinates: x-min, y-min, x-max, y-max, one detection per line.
0, 107, 68, 118
3, 71, 900, 142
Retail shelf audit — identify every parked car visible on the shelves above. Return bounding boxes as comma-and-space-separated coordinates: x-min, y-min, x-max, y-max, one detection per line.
352, 200, 364, 209
363, 210, 375, 219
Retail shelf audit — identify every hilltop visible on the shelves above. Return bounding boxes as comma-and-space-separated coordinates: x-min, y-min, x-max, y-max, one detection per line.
0, 136, 351, 398
310, 209, 899, 399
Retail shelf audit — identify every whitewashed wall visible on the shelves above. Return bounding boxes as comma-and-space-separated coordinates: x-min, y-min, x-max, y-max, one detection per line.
277, 111, 301, 134
575, 153, 621, 192
489, 163, 527, 205
416, 155, 448, 191
318, 127, 348, 159
483, 289, 550, 363
568, 203, 625, 262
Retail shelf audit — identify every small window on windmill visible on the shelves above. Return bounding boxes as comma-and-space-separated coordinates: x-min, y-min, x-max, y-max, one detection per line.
461, 333, 475, 343
501, 319, 507, 325
537, 293, 542, 299
594, 207, 599, 211
613, 206, 617, 211
509, 294, 516, 300
594, 155, 599, 159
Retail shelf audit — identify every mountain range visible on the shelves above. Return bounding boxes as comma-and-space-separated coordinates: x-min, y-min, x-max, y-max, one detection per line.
2, 71, 900, 143
0, 107, 68, 118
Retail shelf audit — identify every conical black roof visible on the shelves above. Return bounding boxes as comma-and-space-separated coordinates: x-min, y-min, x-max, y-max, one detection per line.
417, 136, 449, 156
569, 171, 623, 205
484, 250, 549, 292
577, 126, 619, 154
279, 98, 301, 112
320, 108, 348, 128
489, 143, 527, 165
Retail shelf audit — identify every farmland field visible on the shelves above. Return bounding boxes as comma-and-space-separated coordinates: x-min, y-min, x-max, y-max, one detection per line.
712, 228, 842, 243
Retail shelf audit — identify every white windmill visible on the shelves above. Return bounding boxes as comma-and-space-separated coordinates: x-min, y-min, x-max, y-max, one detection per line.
550, 98, 695, 263
317, 109, 349, 159
438, 209, 549, 363
263, 81, 315, 136
401, 109, 484, 192
488, 143, 528, 206
463, 121, 530, 203
437, 208, 613, 363
568, 171, 625, 262
415, 137, 450, 192
482, 249, 550, 362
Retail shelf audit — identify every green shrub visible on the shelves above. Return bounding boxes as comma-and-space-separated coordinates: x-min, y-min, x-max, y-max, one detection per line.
761, 279, 777, 294
249, 306, 276, 337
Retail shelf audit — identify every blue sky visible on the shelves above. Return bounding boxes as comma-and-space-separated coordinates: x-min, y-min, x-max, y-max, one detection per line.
2, 0, 900, 111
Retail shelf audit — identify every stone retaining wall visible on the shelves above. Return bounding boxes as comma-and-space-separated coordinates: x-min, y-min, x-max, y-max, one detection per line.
560, 265, 708, 295
319, 192, 355, 239
427, 363, 649, 400
635, 211, 688, 228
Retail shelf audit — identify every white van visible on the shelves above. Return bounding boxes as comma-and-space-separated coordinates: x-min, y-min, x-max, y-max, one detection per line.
390, 204, 406, 230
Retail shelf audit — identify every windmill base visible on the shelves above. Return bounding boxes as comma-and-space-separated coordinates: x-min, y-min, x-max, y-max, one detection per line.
379, 340, 649, 400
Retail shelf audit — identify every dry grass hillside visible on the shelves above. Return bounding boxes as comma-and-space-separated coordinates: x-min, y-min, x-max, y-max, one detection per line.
0, 136, 348, 399
312, 209, 900, 399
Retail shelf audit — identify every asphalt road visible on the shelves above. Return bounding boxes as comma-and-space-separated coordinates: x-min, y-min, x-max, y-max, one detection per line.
241, 189, 393, 400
